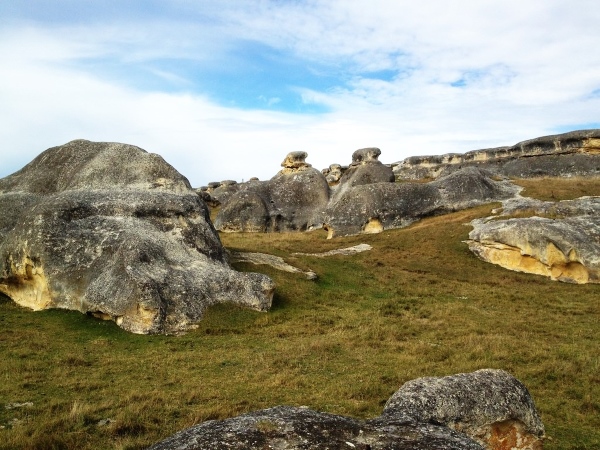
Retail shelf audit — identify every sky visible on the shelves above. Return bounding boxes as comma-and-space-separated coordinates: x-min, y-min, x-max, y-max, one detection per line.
1, 1, 599, 187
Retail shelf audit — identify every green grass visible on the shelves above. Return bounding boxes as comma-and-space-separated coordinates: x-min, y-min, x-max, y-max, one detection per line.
0, 180, 599, 449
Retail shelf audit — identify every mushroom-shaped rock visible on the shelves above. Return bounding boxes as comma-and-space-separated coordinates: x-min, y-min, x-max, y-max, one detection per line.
0, 140, 275, 334
148, 405, 484, 450
281, 151, 312, 172
325, 163, 344, 186
215, 152, 329, 233
382, 369, 545, 450
335, 147, 395, 193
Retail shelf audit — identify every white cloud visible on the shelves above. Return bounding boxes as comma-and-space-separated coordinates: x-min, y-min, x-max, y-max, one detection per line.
1, 1, 599, 186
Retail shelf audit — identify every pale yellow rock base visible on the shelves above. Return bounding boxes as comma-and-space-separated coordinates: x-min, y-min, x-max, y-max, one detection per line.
363, 218, 384, 234
0, 254, 53, 310
467, 240, 597, 284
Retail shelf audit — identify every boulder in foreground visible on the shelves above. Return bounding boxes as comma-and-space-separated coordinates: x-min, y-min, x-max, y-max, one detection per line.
149, 369, 544, 450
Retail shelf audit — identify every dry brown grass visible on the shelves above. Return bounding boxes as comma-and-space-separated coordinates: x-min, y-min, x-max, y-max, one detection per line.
513, 176, 600, 201
0, 179, 598, 449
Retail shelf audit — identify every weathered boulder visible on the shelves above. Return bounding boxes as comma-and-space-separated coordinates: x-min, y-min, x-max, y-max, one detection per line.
393, 129, 600, 180
333, 147, 395, 199
150, 369, 544, 449
148, 405, 485, 450
467, 197, 600, 283
324, 168, 518, 238
0, 140, 275, 334
207, 180, 241, 206
382, 369, 545, 450
214, 152, 329, 232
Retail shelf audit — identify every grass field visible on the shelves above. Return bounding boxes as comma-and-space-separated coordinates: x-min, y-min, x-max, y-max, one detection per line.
0, 178, 598, 449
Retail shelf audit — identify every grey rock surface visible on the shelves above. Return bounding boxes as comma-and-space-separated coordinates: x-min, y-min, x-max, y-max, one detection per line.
467, 197, 600, 283
0, 140, 275, 334
393, 129, 600, 180
215, 152, 329, 233
383, 369, 545, 450
148, 405, 484, 450
332, 147, 395, 201
324, 168, 518, 238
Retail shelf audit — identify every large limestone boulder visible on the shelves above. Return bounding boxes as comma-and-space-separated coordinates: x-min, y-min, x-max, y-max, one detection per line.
382, 369, 545, 450
331, 147, 395, 202
214, 151, 330, 232
148, 405, 484, 450
393, 129, 600, 180
324, 168, 518, 238
0, 140, 275, 334
467, 197, 600, 283
150, 369, 544, 449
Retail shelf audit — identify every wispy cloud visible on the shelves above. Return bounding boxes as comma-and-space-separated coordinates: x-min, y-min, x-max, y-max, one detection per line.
1, 1, 599, 185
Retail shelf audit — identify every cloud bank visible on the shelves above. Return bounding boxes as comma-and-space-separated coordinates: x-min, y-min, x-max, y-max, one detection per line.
1, 1, 599, 186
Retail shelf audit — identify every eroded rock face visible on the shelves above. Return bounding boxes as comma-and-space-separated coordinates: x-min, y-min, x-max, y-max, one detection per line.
148, 405, 485, 450
0, 140, 275, 334
466, 197, 600, 283
324, 168, 518, 238
393, 129, 600, 181
382, 369, 545, 450
214, 152, 329, 232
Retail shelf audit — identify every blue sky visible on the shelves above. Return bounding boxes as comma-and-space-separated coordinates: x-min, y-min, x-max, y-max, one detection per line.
1, 1, 599, 186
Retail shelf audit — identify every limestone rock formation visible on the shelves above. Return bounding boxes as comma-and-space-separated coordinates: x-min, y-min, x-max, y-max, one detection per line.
148, 405, 485, 450
324, 168, 519, 238
467, 197, 600, 283
214, 151, 329, 232
150, 369, 544, 450
393, 129, 600, 180
333, 147, 395, 198
0, 140, 275, 334
382, 369, 545, 450
322, 163, 345, 186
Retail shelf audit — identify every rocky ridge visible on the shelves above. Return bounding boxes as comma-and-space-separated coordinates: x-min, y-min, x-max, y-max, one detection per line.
392, 129, 600, 180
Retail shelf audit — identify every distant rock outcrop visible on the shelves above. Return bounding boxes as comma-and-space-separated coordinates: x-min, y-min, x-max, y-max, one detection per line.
467, 197, 600, 284
323, 168, 519, 238
383, 369, 545, 450
0, 140, 275, 334
393, 129, 600, 180
214, 151, 329, 232
149, 369, 544, 450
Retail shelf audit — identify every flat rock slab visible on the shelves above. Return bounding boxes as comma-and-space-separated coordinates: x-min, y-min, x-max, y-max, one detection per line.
230, 251, 317, 280
293, 243, 373, 257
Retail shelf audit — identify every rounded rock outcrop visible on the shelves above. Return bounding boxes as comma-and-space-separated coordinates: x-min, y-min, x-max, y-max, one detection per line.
0, 140, 275, 334
382, 369, 545, 450
215, 152, 329, 233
